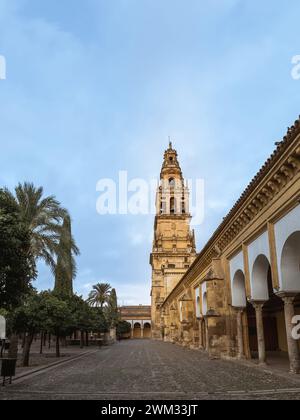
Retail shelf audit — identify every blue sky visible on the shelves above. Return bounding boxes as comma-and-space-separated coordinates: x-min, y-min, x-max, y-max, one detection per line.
0, 0, 299, 304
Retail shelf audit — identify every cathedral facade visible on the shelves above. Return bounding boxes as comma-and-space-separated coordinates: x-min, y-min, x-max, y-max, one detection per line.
150, 117, 300, 375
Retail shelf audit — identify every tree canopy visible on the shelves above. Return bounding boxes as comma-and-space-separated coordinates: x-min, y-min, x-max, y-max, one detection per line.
0, 189, 36, 310
87, 283, 112, 309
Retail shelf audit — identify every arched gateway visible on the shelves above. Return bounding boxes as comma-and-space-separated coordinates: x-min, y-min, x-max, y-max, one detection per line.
120, 306, 152, 339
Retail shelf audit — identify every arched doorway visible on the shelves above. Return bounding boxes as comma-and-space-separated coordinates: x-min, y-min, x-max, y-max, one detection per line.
251, 254, 286, 362
280, 231, 300, 373
232, 270, 247, 308
232, 270, 250, 358
133, 323, 142, 339
202, 292, 207, 316
281, 231, 300, 292
143, 323, 151, 339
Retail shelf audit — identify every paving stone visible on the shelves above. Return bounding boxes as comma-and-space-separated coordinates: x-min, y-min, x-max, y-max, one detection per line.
1, 340, 300, 400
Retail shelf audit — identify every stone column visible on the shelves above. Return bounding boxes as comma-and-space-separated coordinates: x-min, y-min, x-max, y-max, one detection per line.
280, 294, 300, 374
141, 325, 144, 339
131, 325, 134, 339
236, 308, 245, 359
252, 302, 266, 365
198, 318, 204, 350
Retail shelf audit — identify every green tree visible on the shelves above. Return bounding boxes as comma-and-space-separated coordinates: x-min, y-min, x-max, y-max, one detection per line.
10, 292, 45, 366
40, 291, 75, 358
0, 189, 36, 310
65, 294, 94, 348
55, 216, 79, 296
10, 291, 76, 364
4, 183, 79, 275
116, 321, 132, 339
91, 308, 109, 334
87, 283, 111, 309
2, 183, 79, 357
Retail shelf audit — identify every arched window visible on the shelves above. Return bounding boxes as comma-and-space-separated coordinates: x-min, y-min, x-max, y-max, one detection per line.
170, 197, 175, 214
196, 296, 201, 318
280, 231, 300, 292
169, 178, 175, 187
182, 200, 186, 214
202, 292, 208, 316
160, 200, 166, 214
251, 254, 270, 301
232, 270, 247, 308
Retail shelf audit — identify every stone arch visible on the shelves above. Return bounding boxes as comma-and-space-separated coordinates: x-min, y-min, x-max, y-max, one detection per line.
143, 322, 151, 339
230, 250, 245, 303
280, 231, 300, 292
202, 292, 208, 316
170, 197, 176, 214
133, 322, 142, 339
201, 282, 208, 316
195, 287, 201, 318
196, 296, 201, 317
274, 204, 300, 290
251, 254, 271, 301
169, 178, 175, 187
232, 270, 247, 308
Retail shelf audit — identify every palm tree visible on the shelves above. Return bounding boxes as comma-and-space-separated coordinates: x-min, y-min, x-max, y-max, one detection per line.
4, 182, 79, 358
87, 283, 111, 309
3, 182, 79, 278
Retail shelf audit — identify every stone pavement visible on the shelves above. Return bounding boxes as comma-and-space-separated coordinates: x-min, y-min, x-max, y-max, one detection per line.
12, 341, 97, 378
1, 340, 300, 400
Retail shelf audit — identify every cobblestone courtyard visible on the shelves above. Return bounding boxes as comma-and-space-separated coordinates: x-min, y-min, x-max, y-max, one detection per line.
2, 340, 300, 400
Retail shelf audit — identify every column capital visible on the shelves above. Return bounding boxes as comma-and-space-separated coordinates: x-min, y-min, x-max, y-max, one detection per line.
249, 300, 266, 311
276, 292, 298, 304
251, 300, 267, 365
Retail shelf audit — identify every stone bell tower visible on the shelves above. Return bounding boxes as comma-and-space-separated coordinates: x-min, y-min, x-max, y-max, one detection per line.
150, 142, 197, 339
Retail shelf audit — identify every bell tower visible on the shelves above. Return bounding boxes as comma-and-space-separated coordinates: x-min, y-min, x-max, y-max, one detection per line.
150, 142, 197, 339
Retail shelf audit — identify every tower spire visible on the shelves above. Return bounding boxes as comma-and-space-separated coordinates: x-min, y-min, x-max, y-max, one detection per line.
161, 141, 182, 180
150, 143, 197, 339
